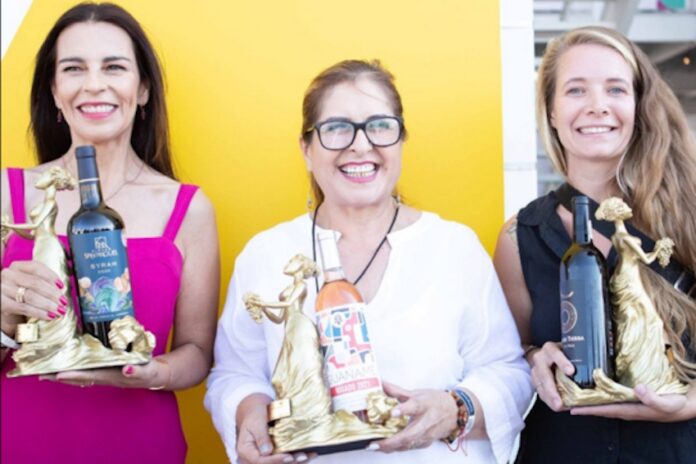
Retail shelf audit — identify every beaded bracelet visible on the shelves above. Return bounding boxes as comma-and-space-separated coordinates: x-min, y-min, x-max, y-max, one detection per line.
444, 389, 475, 452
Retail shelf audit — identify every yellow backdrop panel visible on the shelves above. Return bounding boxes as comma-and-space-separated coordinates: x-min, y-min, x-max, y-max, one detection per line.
2, 0, 503, 462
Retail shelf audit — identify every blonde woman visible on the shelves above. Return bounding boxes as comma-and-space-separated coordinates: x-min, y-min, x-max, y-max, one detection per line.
494, 27, 696, 463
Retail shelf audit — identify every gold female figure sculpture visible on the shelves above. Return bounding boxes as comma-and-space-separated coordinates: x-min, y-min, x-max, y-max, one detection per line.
243, 254, 403, 454
556, 197, 689, 405
2, 167, 77, 349
595, 198, 687, 395
244, 254, 333, 420
1, 167, 154, 377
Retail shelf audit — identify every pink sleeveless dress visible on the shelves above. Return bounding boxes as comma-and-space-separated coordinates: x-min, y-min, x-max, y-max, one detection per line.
1, 168, 197, 464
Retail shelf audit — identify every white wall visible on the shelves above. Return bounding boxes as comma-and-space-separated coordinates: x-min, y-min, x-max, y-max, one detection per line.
500, 0, 537, 219
2, 0, 33, 58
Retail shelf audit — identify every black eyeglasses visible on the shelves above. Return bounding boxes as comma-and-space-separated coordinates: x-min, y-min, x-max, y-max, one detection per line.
307, 116, 403, 151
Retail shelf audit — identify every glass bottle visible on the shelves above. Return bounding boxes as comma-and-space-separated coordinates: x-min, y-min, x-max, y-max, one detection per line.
315, 230, 383, 420
560, 195, 615, 388
68, 145, 134, 348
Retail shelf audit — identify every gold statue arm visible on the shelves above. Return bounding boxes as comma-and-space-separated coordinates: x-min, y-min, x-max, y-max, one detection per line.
243, 293, 290, 324
1, 202, 53, 239
621, 234, 674, 267
1, 220, 37, 240
255, 300, 291, 324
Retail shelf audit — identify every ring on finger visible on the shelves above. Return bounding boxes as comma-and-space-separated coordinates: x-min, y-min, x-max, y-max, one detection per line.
15, 286, 27, 304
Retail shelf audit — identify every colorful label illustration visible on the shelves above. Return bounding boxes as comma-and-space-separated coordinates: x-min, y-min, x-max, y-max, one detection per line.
71, 230, 134, 323
316, 303, 382, 412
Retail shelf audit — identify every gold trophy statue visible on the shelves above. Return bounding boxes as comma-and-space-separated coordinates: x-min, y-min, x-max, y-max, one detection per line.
556, 197, 689, 406
243, 254, 405, 454
1, 167, 154, 377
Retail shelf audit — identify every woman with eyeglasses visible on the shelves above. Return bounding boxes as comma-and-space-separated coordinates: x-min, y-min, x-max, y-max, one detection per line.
494, 27, 696, 463
205, 59, 532, 464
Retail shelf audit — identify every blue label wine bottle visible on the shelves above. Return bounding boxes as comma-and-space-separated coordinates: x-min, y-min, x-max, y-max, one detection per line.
68, 145, 134, 348
560, 195, 615, 388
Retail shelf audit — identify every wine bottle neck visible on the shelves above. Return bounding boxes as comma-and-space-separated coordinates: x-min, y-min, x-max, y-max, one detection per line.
572, 200, 592, 245
323, 268, 347, 283
76, 153, 104, 209
317, 231, 347, 283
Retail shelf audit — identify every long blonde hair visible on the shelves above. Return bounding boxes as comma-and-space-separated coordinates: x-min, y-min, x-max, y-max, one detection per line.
537, 26, 696, 380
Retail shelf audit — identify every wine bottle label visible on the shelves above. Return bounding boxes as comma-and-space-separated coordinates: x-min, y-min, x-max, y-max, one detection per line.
316, 302, 382, 412
561, 278, 587, 355
71, 230, 134, 323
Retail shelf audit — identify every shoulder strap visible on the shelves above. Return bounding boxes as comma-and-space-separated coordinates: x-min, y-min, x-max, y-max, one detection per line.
7, 168, 27, 222
557, 182, 695, 298
163, 184, 199, 241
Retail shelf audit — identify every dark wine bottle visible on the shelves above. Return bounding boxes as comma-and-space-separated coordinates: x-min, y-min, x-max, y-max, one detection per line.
560, 195, 614, 388
68, 145, 134, 348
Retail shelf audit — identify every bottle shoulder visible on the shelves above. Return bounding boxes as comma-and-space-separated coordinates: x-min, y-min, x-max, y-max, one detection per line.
562, 242, 607, 264
315, 279, 364, 310
68, 206, 125, 234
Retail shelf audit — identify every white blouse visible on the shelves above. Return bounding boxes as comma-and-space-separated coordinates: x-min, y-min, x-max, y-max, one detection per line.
205, 212, 533, 463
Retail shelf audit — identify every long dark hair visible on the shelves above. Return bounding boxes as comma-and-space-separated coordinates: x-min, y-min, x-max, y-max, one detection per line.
30, 2, 175, 178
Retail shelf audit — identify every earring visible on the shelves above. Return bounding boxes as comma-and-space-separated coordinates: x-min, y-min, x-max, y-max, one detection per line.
57, 109, 63, 123
139, 105, 146, 120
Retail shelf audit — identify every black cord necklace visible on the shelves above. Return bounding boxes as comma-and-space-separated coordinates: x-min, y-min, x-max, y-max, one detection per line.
311, 201, 400, 293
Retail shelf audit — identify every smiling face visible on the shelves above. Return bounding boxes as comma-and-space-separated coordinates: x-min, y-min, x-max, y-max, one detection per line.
301, 78, 403, 210
551, 43, 636, 171
51, 21, 149, 147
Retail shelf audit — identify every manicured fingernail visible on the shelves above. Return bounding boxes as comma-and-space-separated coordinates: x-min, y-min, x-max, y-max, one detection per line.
259, 443, 272, 455
124, 365, 134, 375
391, 408, 402, 417
55, 279, 64, 289
296, 454, 308, 463
57, 306, 66, 315
635, 384, 647, 395
366, 443, 380, 451
48, 312, 57, 319
59, 296, 68, 306
282, 457, 293, 463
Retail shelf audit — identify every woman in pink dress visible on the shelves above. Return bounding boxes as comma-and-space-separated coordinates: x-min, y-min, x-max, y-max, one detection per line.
0, 3, 220, 463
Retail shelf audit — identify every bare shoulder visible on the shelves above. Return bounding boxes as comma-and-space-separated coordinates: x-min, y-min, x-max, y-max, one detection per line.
186, 187, 216, 223
494, 214, 523, 274
496, 215, 519, 255
494, 214, 533, 338
178, 187, 217, 241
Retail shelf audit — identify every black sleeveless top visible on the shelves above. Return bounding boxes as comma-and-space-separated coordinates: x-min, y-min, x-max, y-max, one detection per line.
515, 190, 696, 464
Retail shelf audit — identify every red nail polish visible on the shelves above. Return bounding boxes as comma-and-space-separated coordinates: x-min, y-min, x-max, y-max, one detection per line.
57, 307, 66, 315
125, 366, 134, 375
59, 296, 68, 306
55, 279, 64, 289
48, 312, 57, 319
